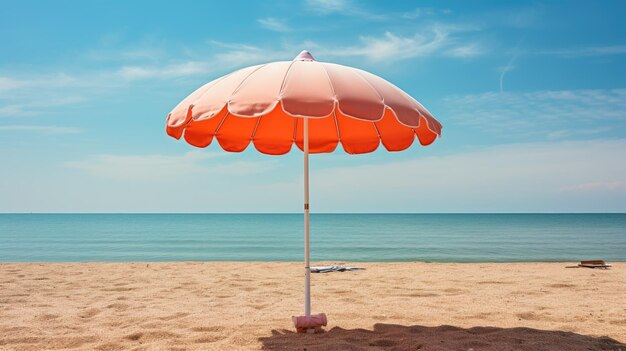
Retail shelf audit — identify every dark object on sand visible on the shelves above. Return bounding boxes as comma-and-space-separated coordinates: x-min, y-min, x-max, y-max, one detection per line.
566, 260, 612, 269
310, 266, 365, 273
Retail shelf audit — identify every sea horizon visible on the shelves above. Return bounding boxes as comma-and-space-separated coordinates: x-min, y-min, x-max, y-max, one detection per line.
2, 213, 625, 263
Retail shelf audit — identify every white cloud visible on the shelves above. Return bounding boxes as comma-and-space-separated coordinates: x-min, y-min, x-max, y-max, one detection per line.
305, 0, 386, 20
0, 77, 27, 91
0, 125, 82, 134
209, 41, 291, 67
306, 0, 348, 14
321, 26, 482, 62
401, 8, 436, 19
257, 17, 290, 32
85, 47, 164, 62
0, 96, 85, 117
0, 105, 27, 116
351, 30, 447, 61
0, 74, 77, 95
114, 41, 297, 81
443, 89, 626, 139
116, 61, 212, 80
65, 151, 276, 181
446, 43, 483, 58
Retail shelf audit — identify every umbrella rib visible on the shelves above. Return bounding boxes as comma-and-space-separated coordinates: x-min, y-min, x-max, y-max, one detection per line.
321, 63, 342, 146
213, 112, 231, 137
278, 60, 298, 98
229, 64, 269, 98
319, 62, 338, 107
333, 110, 342, 144
250, 116, 262, 141
372, 121, 382, 142
189, 71, 234, 108
354, 69, 385, 106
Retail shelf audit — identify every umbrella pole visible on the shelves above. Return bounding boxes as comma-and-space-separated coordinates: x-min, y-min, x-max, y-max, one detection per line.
303, 116, 311, 318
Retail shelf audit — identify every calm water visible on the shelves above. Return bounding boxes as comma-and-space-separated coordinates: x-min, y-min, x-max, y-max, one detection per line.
0, 214, 624, 262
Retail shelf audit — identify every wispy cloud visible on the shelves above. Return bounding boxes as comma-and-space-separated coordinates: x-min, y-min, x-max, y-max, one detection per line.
85, 47, 164, 62
499, 54, 517, 93
0, 125, 82, 134
209, 41, 291, 68
446, 43, 483, 58
443, 89, 626, 140
305, 0, 386, 20
0, 95, 85, 117
0, 74, 78, 95
401, 7, 451, 19
65, 151, 276, 181
330, 30, 447, 61
0, 77, 28, 91
306, 0, 348, 14
257, 17, 290, 32
318, 25, 482, 62
116, 61, 213, 80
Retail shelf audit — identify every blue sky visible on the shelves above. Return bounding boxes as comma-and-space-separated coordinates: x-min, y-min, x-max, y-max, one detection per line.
1, 0, 625, 213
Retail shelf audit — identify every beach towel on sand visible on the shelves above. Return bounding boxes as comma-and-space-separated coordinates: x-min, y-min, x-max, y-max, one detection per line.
310, 266, 365, 273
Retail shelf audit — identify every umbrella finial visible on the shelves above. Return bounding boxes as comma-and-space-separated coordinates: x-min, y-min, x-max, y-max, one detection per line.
294, 50, 315, 61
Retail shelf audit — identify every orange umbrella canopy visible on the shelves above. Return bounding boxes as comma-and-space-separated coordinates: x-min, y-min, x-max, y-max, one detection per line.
166, 51, 442, 154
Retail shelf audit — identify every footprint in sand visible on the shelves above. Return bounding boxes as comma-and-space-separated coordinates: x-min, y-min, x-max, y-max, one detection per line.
106, 303, 129, 311
443, 288, 466, 295
78, 308, 101, 319
194, 335, 223, 343
125, 332, 143, 341
36, 313, 59, 321
249, 304, 269, 310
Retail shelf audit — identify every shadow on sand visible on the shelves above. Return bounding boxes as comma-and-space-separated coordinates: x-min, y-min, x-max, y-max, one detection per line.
259, 323, 625, 351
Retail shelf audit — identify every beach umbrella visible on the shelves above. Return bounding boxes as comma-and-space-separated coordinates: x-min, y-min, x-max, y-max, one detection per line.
165, 50, 442, 332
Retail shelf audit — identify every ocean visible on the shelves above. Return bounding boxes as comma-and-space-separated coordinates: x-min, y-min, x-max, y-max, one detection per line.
0, 214, 624, 262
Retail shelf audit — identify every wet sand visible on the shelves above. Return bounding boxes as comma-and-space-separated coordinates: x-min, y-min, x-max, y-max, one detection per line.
1, 262, 625, 350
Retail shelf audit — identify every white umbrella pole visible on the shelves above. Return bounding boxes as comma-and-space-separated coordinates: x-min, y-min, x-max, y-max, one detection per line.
303, 116, 311, 318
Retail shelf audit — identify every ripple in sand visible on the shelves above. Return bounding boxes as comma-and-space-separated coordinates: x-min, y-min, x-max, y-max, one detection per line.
159, 312, 189, 321
102, 287, 135, 292
194, 335, 223, 343
95, 342, 125, 351
547, 283, 577, 288
124, 330, 181, 342
191, 326, 225, 333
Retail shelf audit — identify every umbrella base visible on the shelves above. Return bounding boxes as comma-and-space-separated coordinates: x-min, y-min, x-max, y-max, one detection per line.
292, 313, 327, 333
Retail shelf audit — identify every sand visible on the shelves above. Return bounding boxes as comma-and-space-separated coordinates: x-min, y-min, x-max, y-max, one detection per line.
0, 262, 624, 351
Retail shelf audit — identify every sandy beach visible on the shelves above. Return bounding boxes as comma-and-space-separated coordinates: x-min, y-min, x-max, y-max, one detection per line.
1, 262, 624, 350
